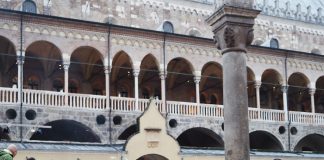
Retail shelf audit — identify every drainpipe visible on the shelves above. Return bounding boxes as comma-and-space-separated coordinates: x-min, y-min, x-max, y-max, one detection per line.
107, 23, 112, 145
285, 52, 291, 151
163, 33, 167, 116
19, 14, 24, 143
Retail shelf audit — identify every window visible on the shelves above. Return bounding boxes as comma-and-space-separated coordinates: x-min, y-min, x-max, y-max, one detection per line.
163, 21, 174, 33
270, 38, 279, 49
22, 0, 37, 13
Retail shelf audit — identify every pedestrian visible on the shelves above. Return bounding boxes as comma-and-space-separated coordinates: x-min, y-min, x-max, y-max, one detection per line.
0, 144, 17, 160
26, 157, 35, 160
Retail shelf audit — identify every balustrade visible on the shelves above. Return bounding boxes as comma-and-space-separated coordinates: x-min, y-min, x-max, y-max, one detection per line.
1, 87, 324, 125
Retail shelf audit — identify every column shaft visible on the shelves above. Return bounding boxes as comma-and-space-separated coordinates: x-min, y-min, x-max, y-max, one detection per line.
223, 52, 250, 160
133, 70, 139, 111
282, 86, 288, 122
160, 73, 166, 113
105, 68, 110, 109
64, 64, 69, 106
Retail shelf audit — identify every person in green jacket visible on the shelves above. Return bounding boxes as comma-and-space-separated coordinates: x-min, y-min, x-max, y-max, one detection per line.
0, 144, 17, 160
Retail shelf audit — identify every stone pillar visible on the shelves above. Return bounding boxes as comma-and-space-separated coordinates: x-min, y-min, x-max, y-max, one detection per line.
255, 81, 261, 119
105, 67, 110, 109
160, 73, 166, 113
17, 54, 24, 103
310, 88, 316, 114
282, 85, 289, 122
194, 76, 201, 105
207, 5, 259, 160
63, 63, 69, 106
133, 69, 140, 111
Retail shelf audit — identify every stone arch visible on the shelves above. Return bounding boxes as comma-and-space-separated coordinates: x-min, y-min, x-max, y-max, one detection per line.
139, 54, 161, 99
249, 130, 284, 151
24, 40, 63, 91
315, 76, 324, 113
187, 27, 202, 37
288, 72, 311, 112
311, 48, 321, 55
260, 69, 283, 109
177, 127, 224, 148
137, 154, 168, 160
70, 46, 105, 94
247, 67, 256, 107
0, 126, 11, 141
294, 134, 324, 153
118, 124, 138, 140
166, 57, 195, 102
0, 35, 17, 87
111, 51, 134, 97
29, 119, 101, 143
200, 62, 223, 104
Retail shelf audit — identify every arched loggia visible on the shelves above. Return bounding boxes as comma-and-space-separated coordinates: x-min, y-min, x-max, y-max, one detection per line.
30, 119, 101, 143
288, 73, 311, 112
315, 76, 324, 113
111, 51, 134, 97
200, 62, 223, 104
295, 134, 324, 153
247, 67, 256, 108
167, 58, 195, 102
0, 36, 16, 87
69, 46, 105, 94
250, 131, 283, 151
24, 41, 63, 91
177, 127, 224, 148
260, 69, 283, 109
139, 54, 160, 99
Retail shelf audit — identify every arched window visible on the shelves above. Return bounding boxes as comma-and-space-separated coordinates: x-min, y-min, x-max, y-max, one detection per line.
270, 38, 279, 49
163, 21, 174, 33
22, 0, 37, 13
188, 29, 201, 37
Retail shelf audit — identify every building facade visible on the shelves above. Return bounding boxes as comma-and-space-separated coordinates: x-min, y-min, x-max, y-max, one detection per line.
0, 0, 324, 159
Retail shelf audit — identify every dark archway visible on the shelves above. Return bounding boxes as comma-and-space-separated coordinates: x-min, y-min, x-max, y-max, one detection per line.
30, 119, 101, 143
177, 127, 224, 148
137, 154, 168, 160
139, 54, 160, 99
315, 76, 324, 113
118, 125, 138, 140
295, 134, 324, 153
260, 69, 283, 109
200, 62, 223, 104
288, 73, 310, 112
70, 46, 104, 94
247, 67, 256, 108
111, 51, 134, 97
24, 41, 63, 91
0, 127, 10, 141
250, 131, 283, 151
167, 58, 194, 102
0, 36, 16, 87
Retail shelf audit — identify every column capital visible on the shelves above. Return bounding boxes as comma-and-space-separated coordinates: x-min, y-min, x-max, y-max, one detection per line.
159, 72, 167, 80
254, 81, 261, 89
16, 56, 25, 65
281, 85, 288, 93
133, 69, 140, 77
309, 88, 316, 95
63, 63, 70, 71
206, 6, 260, 54
104, 66, 111, 74
194, 76, 201, 84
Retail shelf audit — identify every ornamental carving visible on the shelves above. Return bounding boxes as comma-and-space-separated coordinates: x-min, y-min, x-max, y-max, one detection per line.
224, 27, 235, 48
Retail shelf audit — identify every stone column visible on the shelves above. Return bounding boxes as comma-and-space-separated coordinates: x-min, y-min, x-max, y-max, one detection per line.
207, 5, 259, 160
255, 81, 261, 119
63, 63, 69, 106
105, 67, 110, 109
160, 73, 166, 113
133, 69, 140, 111
194, 76, 201, 105
282, 85, 289, 122
17, 54, 24, 103
310, 88, 316, 114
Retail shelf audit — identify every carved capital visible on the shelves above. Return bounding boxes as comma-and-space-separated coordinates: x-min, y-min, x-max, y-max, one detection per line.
207, 5, 260, 54
194, 76, 201, 84
133, 70, 140, 77
159, 72, 167, 80
309, 88, 316, 95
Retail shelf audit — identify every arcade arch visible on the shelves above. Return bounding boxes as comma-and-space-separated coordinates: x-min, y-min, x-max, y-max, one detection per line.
294, 134, 324, 153
24, 41, 63, 90
249, 131, 283, 151
0, 36, 16, 87
200, 62, 223, 104
288, 73, 310, 112
260, 69, 283, 109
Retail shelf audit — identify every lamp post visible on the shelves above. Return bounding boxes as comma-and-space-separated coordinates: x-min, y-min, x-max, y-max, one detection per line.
206, 2, 260, 160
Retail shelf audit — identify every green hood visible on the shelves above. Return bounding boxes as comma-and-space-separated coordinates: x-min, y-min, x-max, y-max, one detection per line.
0, 150, 12, 157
